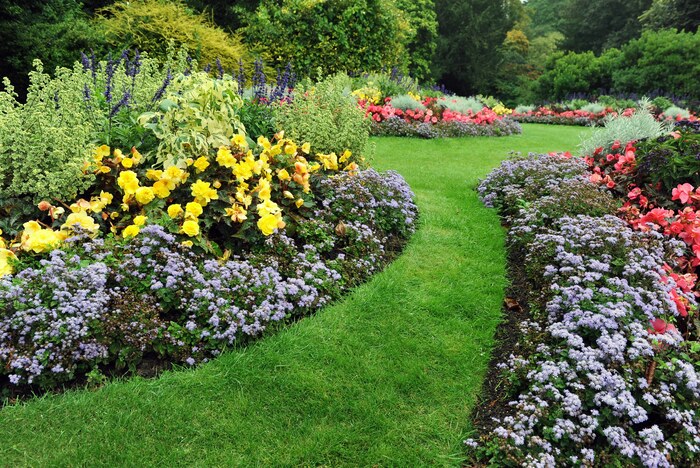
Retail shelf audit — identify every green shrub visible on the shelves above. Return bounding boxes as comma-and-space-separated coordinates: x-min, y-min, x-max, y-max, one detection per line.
389, 94, 425, 111
97, 0, 253, 73
393, 0, 438, 82
0, 49, 186, 204
535, 50, 615, 101
242, 0, 410, 77
580, 102, 606, 114
612, 29, 700, 97
663, 105, 691, 119
438, 96, 484, 114
579, 102, 673, 156
514, 104, 535, 113
596, 94, 636, 110
274, 74, 370, 157
652, 96, 674, 112
138, 72, 245, 166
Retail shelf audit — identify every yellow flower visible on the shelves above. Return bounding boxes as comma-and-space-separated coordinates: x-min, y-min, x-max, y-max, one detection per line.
21, 221, 65, 253
257, 199, 281, 216
123, 224, 140, 238
62, 212, 99, 234
94, 144, 110, 162
146, 169, 163, 181
216, 146, 236, 168
257, 213, 280, 236
113, 148, 124, 161
225, 204, 247, 223
130, 147, 143, 163
117, 171, 140, 194
317, 153, 338, 171
193, 156, 210, 173
284, 142, 297, 155
164, 166, 187, 183
181, 220, 200, 237
339, 150, 352, 164
257, 135, 271, 150
256, 179, 271, 201
133, 215, 147, 226
301, 142, 311, 154
185, 158, 194, 166
135, 186, 155, 205
232, 133, 248, 148
277, 168, 291, 181
295, 198, 305, 208
283, 190, 294, 199
191, 180, 218, 206
185, 201, 203, 218
0, 248, 16, 277
167, 204, 184, 218
181, 240, 193, 248
212, 180, 222, 189
152, 180, 171, 199
99, 166, 112, 174
121, 158, 134, 169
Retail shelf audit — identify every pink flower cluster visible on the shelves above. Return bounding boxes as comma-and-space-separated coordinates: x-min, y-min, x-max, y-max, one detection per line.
359, 98, 503, 126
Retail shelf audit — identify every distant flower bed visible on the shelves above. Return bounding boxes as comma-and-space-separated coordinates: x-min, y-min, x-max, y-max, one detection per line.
467, 122, 700, 465
512, 103, 699, 127
361, 97, 521, 138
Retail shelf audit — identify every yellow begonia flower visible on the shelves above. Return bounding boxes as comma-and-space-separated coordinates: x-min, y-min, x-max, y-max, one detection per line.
284, 142, 297, 155
70, 199, 92, 213
123, 225, 140, 238
99, 166, 112, 174
225, 204, 247, 223
193, 156, 210, 173
185, 158, 194, 166
133, 215, 147, 226
167, 204, 184, 218
295, 198, 305, 208
257, 199, 281, 217
190, 180, 218, 206
181, 220, 200, 237
62, 212, 100, 234
339, 150, 352, 164
152, 180, 171, 199
130, 147, 142, 163
121, 158, 134, 168
232, 134, 248, 148
283, 191, 294, 199
113, 149, 124, 161
118, 171, 140, 194
164, 166, 187, 183
213, 180, 222, 189
146, 169, 163, 181
277, 169, 291, 181
135, 186, 155, 205
317, 153, 338, 171
256, 179, 271, 200
21, 221, 65, 253
216, 146, 236, 168
0, 248, 16, 277
185, 201, 203, 218
257, 135, 271, 150
181, 240, 193, 248
257, 213, 280, 236
94, 144, 110, 162
301, 142, 311, 154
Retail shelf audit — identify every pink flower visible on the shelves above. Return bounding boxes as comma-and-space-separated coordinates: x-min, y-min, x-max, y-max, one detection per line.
648, 318, 678, 335
672, 183, 694, 205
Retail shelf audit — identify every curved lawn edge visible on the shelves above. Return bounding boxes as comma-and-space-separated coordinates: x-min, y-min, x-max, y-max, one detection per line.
0, 125, 588, 466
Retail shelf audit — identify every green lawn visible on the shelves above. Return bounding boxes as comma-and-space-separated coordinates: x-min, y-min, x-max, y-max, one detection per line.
0, 124, 589, 466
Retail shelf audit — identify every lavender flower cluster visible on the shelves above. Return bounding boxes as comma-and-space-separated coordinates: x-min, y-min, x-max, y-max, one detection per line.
370, 116, 522, 139
0, 170, 417, 391
470, 156, 700, 466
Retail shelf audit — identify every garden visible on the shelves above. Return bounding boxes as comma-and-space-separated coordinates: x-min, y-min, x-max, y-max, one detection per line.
1, 0, 699, 466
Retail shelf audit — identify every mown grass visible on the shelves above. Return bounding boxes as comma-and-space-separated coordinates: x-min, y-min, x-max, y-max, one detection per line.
0, 124, 589, 466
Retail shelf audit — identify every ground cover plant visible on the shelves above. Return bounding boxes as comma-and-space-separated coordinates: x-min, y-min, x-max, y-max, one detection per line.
469, 114, 700, 466
0, 124, 587, 465
0, 52, 418, 395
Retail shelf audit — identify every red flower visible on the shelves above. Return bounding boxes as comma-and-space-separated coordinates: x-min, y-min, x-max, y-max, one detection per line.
672, 183, 694, 205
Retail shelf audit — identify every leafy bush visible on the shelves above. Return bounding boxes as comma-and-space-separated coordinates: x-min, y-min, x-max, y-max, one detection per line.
579, 104, 674, 156
389, 94, 425, 111
438, 96, 484, 114
662, 106, 691, 120
580, 102, 606, 114
274, 74, 370, 157
514, 104, 535, 113
241, 0, 410, 77
97, 0, 253, 72
535, 51, 615, 101
0, 49, 183, 205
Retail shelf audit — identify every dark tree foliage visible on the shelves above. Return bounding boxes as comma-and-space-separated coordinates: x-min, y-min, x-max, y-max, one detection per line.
0, 0, 109, 99
394, 0, 438, 82
524, 0, 567, 37
640, 0, 700, 32
183, 0, 261, 32
434, 0, 522, 96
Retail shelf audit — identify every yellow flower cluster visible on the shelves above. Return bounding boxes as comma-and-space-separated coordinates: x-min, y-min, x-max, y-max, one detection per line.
492, 104, 513, 116
352, 86, 382, 105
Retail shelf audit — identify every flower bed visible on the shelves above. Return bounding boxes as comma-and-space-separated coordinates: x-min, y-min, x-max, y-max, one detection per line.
0, 52, 418, 395
363, 98, 521, 138
511, 107, 618, 126
468, 138, 700, 464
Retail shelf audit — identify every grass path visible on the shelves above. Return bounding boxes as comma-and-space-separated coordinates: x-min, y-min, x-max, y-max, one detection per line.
0, 124, 589, 466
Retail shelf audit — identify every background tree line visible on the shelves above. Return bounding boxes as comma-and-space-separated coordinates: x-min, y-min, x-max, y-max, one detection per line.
0, 0, 698, 103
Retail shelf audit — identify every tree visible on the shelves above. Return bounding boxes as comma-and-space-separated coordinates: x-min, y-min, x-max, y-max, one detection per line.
434, 0, 522, 95
559, 0, 652, 53
524, 0, 567, 37
640, 0, 700, 32
394, 0, 438, 82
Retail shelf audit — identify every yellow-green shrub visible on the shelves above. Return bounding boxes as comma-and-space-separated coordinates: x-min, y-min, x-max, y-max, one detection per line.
97, 0, 253, 72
